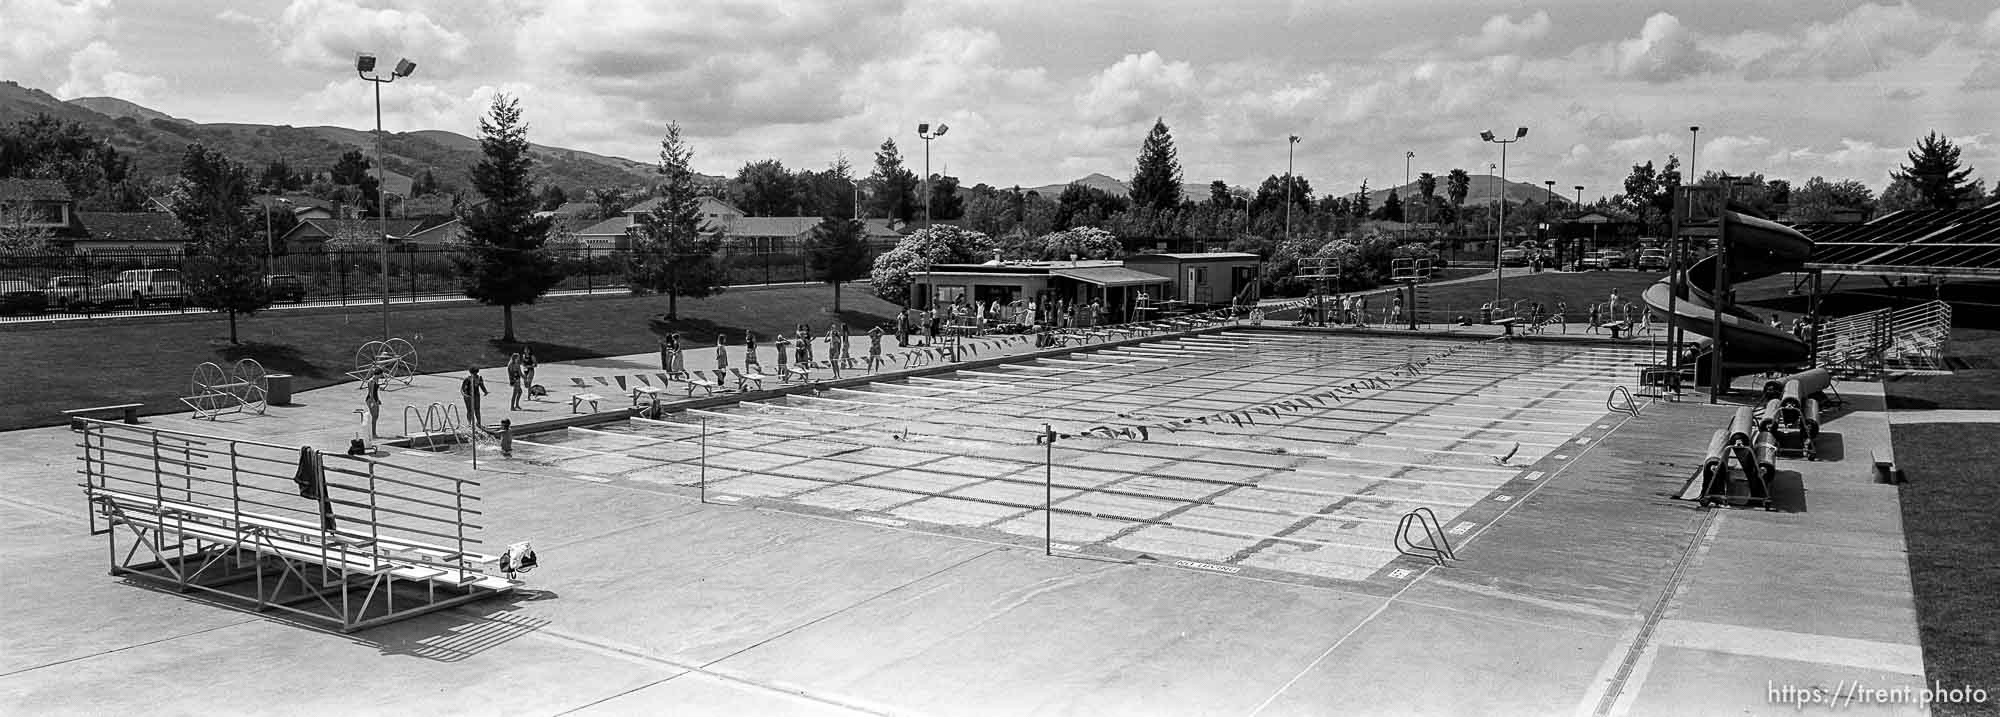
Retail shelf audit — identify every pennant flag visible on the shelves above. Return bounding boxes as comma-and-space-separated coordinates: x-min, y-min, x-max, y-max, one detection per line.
1229, 414, 1244, 427
1197, 416, 1210, 424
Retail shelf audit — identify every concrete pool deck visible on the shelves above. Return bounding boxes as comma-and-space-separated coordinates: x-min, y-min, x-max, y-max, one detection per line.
0, 324, 1930, 715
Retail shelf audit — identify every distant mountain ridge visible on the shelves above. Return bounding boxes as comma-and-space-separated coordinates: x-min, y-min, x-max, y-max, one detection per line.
0, 81, 669, 193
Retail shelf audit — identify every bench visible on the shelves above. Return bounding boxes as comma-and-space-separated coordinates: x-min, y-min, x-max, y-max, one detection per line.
783, 363, 812, 383
1870, 450, 1903, 484
731, 368, 763, 392
1492, 317, 1522, 335
1603, 320, 1632, 339
571, 393, 603, 413
63, 402, 144, 427
91, 486, 500, 569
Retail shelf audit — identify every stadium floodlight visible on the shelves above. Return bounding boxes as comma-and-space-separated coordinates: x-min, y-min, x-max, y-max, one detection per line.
356, 54, 377, 73
394, 58, 416, 78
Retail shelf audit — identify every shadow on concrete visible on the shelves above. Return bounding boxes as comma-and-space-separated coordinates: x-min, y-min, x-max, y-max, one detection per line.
1766, 470, 1808, 512
1813, 432, 1845, 462
221, 341, 330, 380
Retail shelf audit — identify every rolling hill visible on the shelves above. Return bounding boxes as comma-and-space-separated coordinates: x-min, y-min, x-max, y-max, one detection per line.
0, 81, 665, 193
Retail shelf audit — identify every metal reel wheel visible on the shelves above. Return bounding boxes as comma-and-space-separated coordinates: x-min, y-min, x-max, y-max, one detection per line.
190, 362, 228, 397
232, 358, 269, 412
355, 340, 388, 373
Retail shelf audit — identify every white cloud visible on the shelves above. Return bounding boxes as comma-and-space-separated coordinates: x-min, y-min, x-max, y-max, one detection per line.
1745, 2, 1952, 80
1966, 55, 2000, 91
1077, 52, 1197, 125
1455, 11, 1550, 56
267, 0, 471, 71
1598, 13, 1722, 83
56, 41, 165, 101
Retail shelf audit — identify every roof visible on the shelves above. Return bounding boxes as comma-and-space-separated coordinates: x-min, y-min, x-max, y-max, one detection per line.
295, 218, 432, 243
1122, 252, 1260, 261
1051, 266, 1174, 286
1801, 205, 2000, 276
577, 215, 634, 236
0, 178, 72, 202
73, 212, 184, 243
730, 217, 817, 238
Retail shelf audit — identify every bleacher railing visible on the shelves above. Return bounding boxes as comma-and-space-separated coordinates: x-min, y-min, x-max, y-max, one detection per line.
77, 418, 507, 631
1813, 300, 1952, 373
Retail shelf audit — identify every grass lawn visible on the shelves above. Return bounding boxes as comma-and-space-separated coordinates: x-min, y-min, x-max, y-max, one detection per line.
1414, 269, 1664, 321
1883, 326, 2000, 714
0, 284, 896, 432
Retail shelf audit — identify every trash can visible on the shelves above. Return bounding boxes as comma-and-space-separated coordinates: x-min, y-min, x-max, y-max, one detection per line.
1479, 304, 1494, 324
266, 373, 294, 406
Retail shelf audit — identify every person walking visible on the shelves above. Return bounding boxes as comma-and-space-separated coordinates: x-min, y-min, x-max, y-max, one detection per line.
358, 367, 384, 439
668, 333, 686, 378
506, 352, 524, 410
1587, 303, 1602, 334
841, 323, 855, 368
712, 335, 730, 386
798, 322, 816, 366
1355, 293, 1370, 327
895, 309, 910, 347
460, 367, 489, 431
520, 347, 538, 399
867, 325, 884, 372
919, 309, 935, 347
1388, 294, 1404, 326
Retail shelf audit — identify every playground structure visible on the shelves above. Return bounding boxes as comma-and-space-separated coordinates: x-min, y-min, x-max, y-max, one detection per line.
1641, 191, 1814, 391
180, 358, 269, 420
76, 418, 516, 632
349, 338, 418, 386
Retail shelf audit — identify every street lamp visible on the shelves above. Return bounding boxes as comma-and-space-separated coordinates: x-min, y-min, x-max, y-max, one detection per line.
1574, 185, 1584, 206
917, 122, 948, 227
357, 52, 415, 342
1480, 126, 1528, 310
1404, 150, 1414, 222
1285, 135, 1300, 242
1689, 125, 1700, 183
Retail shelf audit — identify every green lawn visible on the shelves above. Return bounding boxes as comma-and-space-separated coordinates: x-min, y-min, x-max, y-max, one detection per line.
1883, 326, 2000, 715
1414, 269, 1664, 322
0, 284, 893, 432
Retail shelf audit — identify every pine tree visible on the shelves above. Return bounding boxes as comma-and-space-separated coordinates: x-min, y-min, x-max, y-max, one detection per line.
1129, 118, 1183, 210
1894, 131, 1977, 210
453, 94, 562, 343
807, 216, 869, 312
628, 122, 729, 320
173, 144, 269, 344
867, 138, 918, 223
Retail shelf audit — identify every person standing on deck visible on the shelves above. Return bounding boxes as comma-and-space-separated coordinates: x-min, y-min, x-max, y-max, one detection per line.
774, 333, 791, 380
742, 332, 762, 375
460, 367, 489, 432
895, 308, 910, 347
520, 348, 538, 398
867, 325, 884, 372
506, 352, 524, 410
825, 325, 844, 379
358, 368, 384, 438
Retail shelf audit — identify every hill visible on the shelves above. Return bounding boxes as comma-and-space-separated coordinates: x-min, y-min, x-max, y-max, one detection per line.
1026, 172, 1128, 198
0, 81, 664, 193
67, 96, 189, 125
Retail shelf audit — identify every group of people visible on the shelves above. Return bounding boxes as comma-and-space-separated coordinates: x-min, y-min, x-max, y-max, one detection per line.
1302, 291, 1405, 327
659, 323, 890, 385
355, 348, 539, 442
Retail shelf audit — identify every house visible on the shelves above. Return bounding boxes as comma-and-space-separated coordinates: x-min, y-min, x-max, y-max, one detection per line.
68, 212, 187, 254
278, 217, 433, 253
1120, 252, 1263, 306
0, 178, 78, 233
399, 218, 463, 249
572, 196, 744, 251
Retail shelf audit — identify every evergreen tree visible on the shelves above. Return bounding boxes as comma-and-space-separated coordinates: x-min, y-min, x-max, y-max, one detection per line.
1377, 190, 1404, 221
453, 94, 562, 343
731, 158, 800, 216
867, 138, 918, 223
173, 144, 267, 344
1894, 131, 1978, 210
1415, 172, 1437, 224
329, 149, 381, 215
411, 168, 441, 197
1129, 117, 1183, 210
1208, 180, 1232, 206
806, 216, 869, 312
927, 173, 964, 220
628, 122, 728, 320
258, 159, 295, 193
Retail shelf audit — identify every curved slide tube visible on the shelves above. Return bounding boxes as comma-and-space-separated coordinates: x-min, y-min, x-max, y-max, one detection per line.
1641, 208, 1813, 379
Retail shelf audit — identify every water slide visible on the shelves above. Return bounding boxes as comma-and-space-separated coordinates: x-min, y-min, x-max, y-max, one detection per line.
1641, 206, 1812, 380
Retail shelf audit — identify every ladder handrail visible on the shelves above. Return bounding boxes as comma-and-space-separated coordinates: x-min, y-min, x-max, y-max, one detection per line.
1607, 385, 1640, 415
1393, 506, 1456, 566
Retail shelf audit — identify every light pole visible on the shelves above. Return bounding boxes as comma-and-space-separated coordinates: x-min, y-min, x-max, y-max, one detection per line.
1689, 125, 1700, 184
1285, 135, 1300, 242
1480, 127, 1528, 309
917, 122, 948, 227
357, 52, 415, 342
1574, 185, 1583, 207
1404, 150, 1413, 222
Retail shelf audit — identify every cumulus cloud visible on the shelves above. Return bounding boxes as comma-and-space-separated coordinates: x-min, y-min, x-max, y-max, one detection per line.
1966, 56, 2000, 91
1456, 11, 1550, 56
267, 0, 470, 71
1077, 51, 1197, 125
1746, 2, 1951, 80
1600, 13, 1722, 83
56, 41, 166, 101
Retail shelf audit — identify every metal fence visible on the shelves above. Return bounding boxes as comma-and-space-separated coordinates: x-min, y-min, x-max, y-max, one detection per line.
0, 245, 875, 321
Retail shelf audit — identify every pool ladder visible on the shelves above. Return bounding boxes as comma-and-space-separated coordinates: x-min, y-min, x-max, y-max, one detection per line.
402, 402, 468, 449
1606, 386, 1641, 416
1394, 507, 1457, 567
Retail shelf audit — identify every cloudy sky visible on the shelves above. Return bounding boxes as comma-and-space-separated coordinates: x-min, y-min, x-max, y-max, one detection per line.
4, 0, 1997, 199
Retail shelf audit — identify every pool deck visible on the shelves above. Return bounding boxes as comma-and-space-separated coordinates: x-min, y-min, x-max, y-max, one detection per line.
0, 323, 1932, 716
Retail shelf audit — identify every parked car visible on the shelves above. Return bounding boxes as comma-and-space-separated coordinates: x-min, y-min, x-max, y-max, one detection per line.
1635, 250, 1669, 271
43, 275, 96, 310
1576, 252, 1606, 271
1598, 249, 1629, 270
264, 274, 306, 303
0, 280, 49, 315
1499, 248, 1528, 267
92, 268, 184, 309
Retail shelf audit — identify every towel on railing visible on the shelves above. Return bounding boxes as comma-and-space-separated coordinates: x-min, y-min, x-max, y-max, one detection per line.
291, 446, 338, 531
